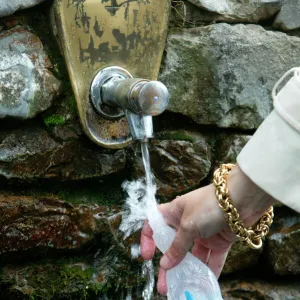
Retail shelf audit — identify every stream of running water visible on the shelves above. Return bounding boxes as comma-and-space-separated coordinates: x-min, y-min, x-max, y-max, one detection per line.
119, 141, 157, 300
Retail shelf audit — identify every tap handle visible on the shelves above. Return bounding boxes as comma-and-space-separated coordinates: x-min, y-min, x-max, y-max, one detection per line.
129, 80, 170, 116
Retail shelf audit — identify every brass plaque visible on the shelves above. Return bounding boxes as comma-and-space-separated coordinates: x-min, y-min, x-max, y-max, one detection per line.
51, 0, 170, 148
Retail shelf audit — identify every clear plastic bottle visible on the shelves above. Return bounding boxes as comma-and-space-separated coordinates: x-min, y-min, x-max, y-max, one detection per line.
148, 209, 223, 300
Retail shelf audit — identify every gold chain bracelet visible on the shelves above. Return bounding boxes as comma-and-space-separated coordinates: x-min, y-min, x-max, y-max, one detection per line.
213, 164, 274, 249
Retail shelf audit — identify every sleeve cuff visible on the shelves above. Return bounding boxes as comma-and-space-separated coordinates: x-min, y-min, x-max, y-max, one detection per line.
237, 110, 300, 213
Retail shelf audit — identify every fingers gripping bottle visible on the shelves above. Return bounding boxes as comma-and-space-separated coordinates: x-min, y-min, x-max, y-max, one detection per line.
148, 209, 223, 300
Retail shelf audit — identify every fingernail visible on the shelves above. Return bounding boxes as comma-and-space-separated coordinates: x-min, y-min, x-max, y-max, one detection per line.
160, 255, 172, 270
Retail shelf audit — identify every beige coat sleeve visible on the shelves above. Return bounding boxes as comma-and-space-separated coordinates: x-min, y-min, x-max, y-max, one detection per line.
237, 69, 300, 213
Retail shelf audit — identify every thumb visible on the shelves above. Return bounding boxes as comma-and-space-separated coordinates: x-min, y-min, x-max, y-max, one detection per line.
160, 223, 195, 270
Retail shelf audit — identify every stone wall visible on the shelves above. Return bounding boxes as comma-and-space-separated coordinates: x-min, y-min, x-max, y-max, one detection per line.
0, 0, 299, 299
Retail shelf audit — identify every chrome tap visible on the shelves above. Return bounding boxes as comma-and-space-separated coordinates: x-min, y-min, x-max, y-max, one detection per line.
90, 66, 169, 142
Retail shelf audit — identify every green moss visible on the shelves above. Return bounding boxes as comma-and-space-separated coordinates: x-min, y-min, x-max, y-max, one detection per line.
0, 252, 149, 300
157, 130, 196, 143
0, 258, 109, 300
44, 115, 66, 127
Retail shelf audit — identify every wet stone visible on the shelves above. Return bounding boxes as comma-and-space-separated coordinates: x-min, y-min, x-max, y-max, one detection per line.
0, 0, 46, 17
0, 26, 61, 119
220, 278, 300, 300
96, 207, 142, 260
0, 125, 126, 181
0, 195, 103, 255
131, 130, 211, 199
0, 190, 139, 262
160, 24, 300, 129
0, 198, 151, 298
0, 255, 148, 299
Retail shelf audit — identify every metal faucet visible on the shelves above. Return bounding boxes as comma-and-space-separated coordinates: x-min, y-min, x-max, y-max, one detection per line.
90, 66, 169, 142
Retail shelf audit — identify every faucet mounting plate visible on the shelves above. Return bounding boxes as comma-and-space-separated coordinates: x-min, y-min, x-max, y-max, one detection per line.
51, 0, 170, 149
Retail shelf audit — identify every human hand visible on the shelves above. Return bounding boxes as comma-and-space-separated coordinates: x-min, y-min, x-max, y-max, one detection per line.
140, 165, 275, 294
141, 184, 235, 294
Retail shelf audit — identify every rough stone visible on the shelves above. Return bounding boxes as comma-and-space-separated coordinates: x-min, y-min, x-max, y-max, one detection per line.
0, 125, 126, 181
0, 195, 149, 298
223, 241, 263, 274
220, 279, 300, 299
273, 0, 300, 31
0, 254, 146, 299
0, 195, 104, 255
49, 123, 83, 142
0, 0, 45, 17
2, 258, 300, 300
160, 24, 300, 129
188, 0, 230, 14
266, 214, 300, 275
216, 134, 251, 165
187, 0, 281, 23
0, 26, 61, 119
131, 130, 211, 198
0, 190, 142, 264
171, 1, 226, 27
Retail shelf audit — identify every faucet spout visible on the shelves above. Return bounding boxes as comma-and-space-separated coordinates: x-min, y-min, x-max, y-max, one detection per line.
90, 66, 169, 142
125, 111, 153, 142
102, 77, 169, 116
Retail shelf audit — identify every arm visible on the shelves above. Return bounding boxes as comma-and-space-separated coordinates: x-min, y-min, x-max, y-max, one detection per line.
238, 68, 300, 213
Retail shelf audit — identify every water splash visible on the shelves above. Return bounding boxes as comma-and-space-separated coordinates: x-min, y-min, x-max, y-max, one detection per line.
120, 141, 157, 234
126, 291, 132, 300
119, 179, 156, 239
131, 244, 140, 259
142, 261, 155, 300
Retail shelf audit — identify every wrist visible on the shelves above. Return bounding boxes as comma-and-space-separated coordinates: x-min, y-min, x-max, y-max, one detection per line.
226, 164, 275, 227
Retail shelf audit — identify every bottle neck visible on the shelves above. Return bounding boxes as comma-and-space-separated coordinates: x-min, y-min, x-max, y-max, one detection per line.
147, 210, 176, 254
